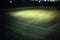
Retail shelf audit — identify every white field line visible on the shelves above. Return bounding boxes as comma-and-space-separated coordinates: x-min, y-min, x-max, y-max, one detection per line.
9, 20, 60, 32
48, 23, 60, 29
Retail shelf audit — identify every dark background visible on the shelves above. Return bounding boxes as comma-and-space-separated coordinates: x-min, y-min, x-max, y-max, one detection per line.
0, 0, 60, 9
